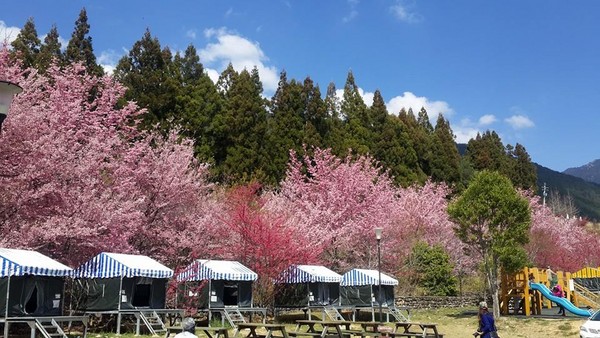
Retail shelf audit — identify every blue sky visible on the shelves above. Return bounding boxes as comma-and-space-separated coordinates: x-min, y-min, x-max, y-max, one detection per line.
2, 0, 599, 172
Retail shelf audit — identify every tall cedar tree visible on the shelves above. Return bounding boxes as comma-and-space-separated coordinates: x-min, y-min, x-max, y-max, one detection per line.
430, 114, 461, 185
214, 66, 269, 184
64, 8, 103, 76
114, 29, 179, 131
10, 17, 40, 69
37, 25, 62, 72
448, 170, 531, 318
301, 77, 328, 148
323, 82, 346, 156
466, 131, 507, 173
174, 44, 223, 163
398, 108, 428, 183
370, 92, 420, 186
266, 71, 305, 184
509, 143, 537, 191
466, 131, 537, 190
340, 71, 371, 155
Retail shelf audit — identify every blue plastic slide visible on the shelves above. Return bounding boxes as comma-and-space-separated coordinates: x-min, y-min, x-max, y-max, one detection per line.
529, 282, 593, 317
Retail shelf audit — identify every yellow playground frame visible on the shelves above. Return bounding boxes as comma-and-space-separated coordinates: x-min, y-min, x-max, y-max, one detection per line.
501, 266, 600, 316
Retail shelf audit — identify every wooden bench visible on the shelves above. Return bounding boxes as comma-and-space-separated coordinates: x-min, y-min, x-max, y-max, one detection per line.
288, 332, 325, 337
390, 322, 443, 338
165, 326, 229, 338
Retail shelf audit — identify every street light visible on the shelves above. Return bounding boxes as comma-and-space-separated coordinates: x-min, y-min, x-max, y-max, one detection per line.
374, 227, 383, 323
0, 80, 23, 132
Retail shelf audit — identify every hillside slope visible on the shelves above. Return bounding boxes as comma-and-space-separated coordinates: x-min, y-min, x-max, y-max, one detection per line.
564, 159, 600, 185
536, 163, 600, 221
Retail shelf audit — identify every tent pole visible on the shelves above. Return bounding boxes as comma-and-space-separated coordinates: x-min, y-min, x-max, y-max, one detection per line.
4, 276, 11, 337
117, 276, 123, 335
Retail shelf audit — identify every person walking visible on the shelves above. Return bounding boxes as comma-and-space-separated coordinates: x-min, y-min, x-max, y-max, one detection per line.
473, 302, 499, 338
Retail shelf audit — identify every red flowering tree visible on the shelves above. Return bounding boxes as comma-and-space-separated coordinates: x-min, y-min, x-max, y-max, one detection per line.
217, 183, 319, 306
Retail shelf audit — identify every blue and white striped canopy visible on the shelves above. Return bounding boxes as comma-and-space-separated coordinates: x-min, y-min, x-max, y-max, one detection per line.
0, 248, 72, 277
177, 259, 258, 282
73, 252, 173, 279
340, 268, 398, 286
277, 265, 342, 283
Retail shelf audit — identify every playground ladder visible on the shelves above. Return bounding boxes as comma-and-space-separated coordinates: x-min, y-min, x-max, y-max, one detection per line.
323, 306, 344, 321
388, 306, 409, 322
223, 308, 246, 328
35, 318, 68, 338
573, 281, 600, 309
139, 310, 167, 336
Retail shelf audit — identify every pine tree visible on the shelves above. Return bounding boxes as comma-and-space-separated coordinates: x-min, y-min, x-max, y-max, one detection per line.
265, 71, 305, 183
399, 108, 431, 181
174, 44, 222, 162
214, 67, 269, 184
114, 29, 179, 131
466, 130, 508, 173
10, 17, 41, 69
64, 8, 103, 76
301, 77, 328, 148
430, 114, 461, 185
323, 82, 346, 156
37, 25, 62, 72
508, 143, 537, 191
370, 92, 421, 185
340, 71, 371, 154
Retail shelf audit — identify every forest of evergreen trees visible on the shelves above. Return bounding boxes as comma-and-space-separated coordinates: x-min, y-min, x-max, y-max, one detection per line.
9, 9, 538, 192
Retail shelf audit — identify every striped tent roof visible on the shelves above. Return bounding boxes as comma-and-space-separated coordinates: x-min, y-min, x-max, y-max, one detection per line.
177, 259, 258, 282
0, 248, 72, 277
277, 264, 342, 283
73, 252, 173, 279
340, 268, 398, 286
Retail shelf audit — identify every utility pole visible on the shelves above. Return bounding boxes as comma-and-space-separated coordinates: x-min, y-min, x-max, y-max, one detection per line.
542, 182, 547, 206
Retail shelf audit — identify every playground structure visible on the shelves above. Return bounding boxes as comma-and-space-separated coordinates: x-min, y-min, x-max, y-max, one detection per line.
501, 266, 600, 316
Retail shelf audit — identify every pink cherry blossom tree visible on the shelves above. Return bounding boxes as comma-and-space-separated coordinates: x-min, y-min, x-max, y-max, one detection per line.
0, 49, 214, 267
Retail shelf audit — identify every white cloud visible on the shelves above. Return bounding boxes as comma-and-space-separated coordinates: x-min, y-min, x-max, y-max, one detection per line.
205, 68, 220, 84
200, 27, 279, 93
225, 8, 234, 18
98, 49, 121, 75
40, 33, 68, 52
387, 91, 453, 118
343, 0, 359, 23
0, 21, 20, 45
453, 127, 480, 144
505, 115, 534, 129
334, 87, 374, 107
478, 114, 497, 126
186, 29, 197, 39
389, 0, 422, 23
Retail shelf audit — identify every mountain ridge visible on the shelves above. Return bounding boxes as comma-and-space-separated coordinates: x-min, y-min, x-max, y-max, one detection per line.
564, 159, 600, 185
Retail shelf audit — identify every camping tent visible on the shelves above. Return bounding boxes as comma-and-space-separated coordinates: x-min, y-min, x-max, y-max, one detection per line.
176, 259, 257, 309
340, 268, 398, 307
73, 252, 173, 311
0, 248, 72, 317
274, 265, 341, 307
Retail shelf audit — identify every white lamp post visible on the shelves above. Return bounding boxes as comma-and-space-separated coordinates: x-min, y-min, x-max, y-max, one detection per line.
374, 227, 383, 323
0, 80, 23, 132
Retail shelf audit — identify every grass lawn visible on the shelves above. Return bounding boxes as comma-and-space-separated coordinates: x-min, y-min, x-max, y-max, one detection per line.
77, 307, 585, 338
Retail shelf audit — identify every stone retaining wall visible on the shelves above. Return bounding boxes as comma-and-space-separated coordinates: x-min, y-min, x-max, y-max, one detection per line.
395, 295, 486, 309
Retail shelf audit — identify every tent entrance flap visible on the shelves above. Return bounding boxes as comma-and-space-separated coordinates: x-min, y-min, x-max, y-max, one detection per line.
223, 282, 238, 306
24, 285, 38, 314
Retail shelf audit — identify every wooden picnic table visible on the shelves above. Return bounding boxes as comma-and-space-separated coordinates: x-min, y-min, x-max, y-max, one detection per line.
234, 323, 289, 338
291, 320, 380, 338
165, 326, 229, 338
388, 322, 443, 338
